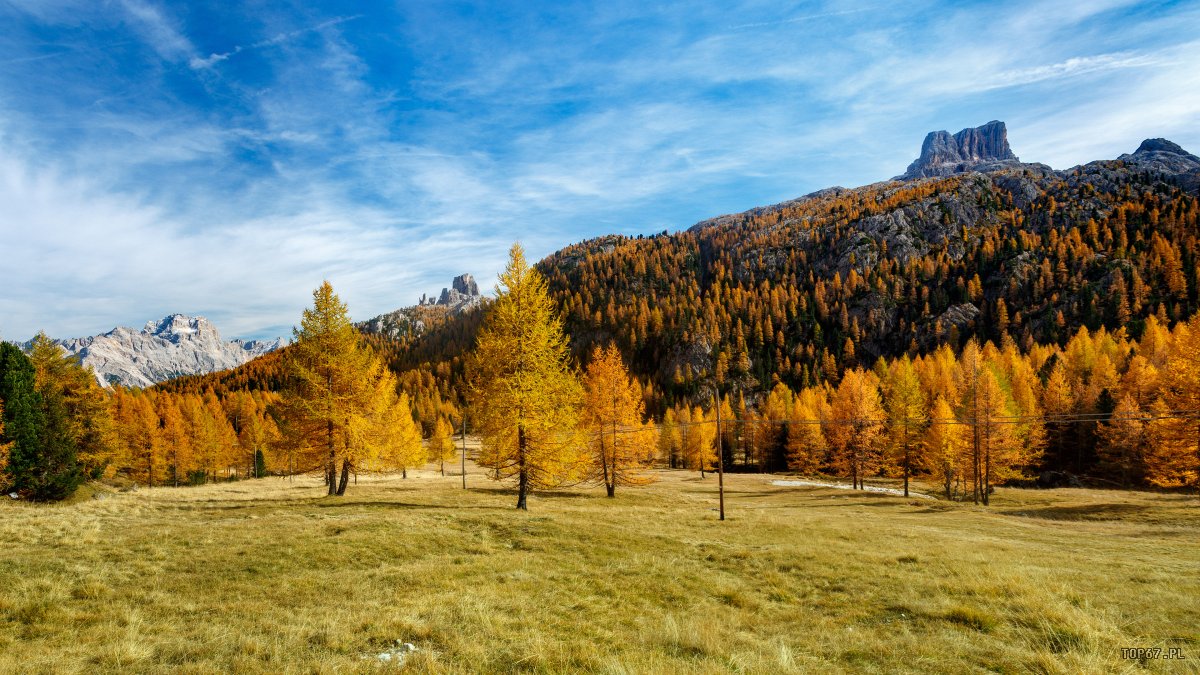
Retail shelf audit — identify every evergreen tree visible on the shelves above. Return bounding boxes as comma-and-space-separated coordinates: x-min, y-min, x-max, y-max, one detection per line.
0, 343, 42, 494
2, 340, 87, 500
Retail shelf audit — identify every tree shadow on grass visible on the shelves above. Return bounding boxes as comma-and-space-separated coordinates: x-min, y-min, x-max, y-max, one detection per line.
313, 500, 494, 510
1001, 503, 1149, 521
467, 486, 597, 500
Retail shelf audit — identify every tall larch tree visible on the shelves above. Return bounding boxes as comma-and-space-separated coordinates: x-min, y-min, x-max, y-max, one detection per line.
428, 416, 456, 476
360, 367, 424, 477
284, 281, 380, 495
582, 343, 655, 497
469, 244, 583, 510
1146, 314, 1200, 488
923, 395, 969, 499
1097, 394, 1147, 487
827, 368, 885, 489
29, 334, 115, 485
884, 356, 926, 497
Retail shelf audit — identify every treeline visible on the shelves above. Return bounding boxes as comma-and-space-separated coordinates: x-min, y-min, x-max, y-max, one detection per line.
657, 313, 1200, 497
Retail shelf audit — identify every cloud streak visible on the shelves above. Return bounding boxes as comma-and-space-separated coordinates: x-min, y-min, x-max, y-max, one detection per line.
189, 15, 363, 70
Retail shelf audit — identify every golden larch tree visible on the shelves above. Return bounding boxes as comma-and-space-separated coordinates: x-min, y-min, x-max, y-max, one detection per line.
469, 244, 583, 510
884, 356, 926, 497
582, 343, 655, 497
1098, 394, 1147, 487
283, 281, 380, 495
360, 367, 424, 478
1146, 315, 1200, 488
428, 416, 457, 476
827, 368, 885, 489
923, 395, 969, 499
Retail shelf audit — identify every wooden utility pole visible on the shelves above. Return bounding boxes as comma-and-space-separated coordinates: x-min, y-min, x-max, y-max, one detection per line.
714, 391, 725, 521
460, 414, 468, 490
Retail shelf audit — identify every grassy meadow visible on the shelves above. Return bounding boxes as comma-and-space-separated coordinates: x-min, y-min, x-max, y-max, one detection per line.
1, 462, 1197, 674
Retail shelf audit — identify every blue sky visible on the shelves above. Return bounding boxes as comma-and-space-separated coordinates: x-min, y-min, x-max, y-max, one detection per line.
1, 0, 1198, 340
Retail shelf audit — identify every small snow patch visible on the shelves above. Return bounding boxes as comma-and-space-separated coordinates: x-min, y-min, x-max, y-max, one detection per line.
771, 479, 934, 499
364, 641, 417, 664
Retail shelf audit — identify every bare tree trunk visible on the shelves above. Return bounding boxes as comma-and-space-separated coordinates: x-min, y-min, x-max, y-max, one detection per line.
516, 425, 529, 510
336, 458, 351, 495
715, 393, 725, 521
600, 434, 611, 497
903, 431, 910, 498
461, 416, 467, 490
327, 419, 337, 496
983, 423, 991, 506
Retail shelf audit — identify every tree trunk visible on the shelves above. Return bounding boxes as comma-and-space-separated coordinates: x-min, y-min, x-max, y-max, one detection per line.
599, 435, 611, 497
516, 425, 528, 510
327, 419, 337, 496
983, 425, 991, 506
903, 435, 910, 498
336, 458, 351, 495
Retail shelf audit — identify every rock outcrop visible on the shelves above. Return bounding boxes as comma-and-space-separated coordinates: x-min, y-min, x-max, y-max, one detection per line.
42, 314, 282, 388
360, 274, 484, 339
437, 273, 481, 309
899, 120, 1021, 179
1117, 138, 1200, 175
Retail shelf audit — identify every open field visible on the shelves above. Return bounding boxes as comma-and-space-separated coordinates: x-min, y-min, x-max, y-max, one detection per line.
1, 465, 1197, 674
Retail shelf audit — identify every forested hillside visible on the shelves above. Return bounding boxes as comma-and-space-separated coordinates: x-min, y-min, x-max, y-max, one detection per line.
80, 136, 1200, 490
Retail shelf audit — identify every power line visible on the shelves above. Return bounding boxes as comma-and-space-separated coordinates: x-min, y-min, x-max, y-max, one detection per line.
582, 409, 1200, 437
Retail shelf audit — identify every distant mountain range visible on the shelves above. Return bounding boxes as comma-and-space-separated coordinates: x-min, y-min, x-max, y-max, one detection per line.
32, 314, 283, 388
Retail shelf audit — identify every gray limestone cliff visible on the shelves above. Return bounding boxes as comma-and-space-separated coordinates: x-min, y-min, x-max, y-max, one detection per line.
899, 120, 1021, 179
39, 314, 282, 388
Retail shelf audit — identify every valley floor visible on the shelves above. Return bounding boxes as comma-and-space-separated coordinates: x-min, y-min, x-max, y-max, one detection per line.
1, 466, 1197, 673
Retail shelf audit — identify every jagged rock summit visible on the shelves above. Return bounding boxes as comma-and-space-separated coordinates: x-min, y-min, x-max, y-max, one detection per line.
437, 273, 481, 308
899, 120, 1021, 179
360, 274, 484, 339
44, 314, 282, 388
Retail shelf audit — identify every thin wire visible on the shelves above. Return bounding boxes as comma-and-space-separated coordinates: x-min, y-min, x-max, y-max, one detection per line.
583, 409, 1200, 437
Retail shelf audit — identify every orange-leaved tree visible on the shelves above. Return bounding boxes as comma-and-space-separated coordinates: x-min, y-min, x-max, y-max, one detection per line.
827, 367, 885, 489
1146, 314, 1200, 489
582, 343, 655, 497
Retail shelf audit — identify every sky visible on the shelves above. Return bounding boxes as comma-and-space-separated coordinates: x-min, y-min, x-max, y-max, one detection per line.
1, 0, 1198, 341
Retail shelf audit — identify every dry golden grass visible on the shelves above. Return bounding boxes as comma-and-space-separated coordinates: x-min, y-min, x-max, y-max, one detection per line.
1, 464, 1197, 673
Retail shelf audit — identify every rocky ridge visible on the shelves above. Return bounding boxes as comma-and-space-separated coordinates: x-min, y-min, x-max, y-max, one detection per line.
359, 273, 484, 339
41, 314, 283, 388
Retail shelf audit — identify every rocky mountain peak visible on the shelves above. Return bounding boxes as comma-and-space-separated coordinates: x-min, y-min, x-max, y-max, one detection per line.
360, 274, 485, 339
900, 120, 1020, 179
43, 314, 281, 388
142, 314, 217, 342
1135, 138, 1190, 156
452, 273, 479, 297
437, 273, 482, 308
1119, 138, 1200, 175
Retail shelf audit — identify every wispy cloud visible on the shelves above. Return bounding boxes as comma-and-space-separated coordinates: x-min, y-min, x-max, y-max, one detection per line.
189, 15, 362, 70
117, 0, 195, 62
0, 0, 1197, 340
